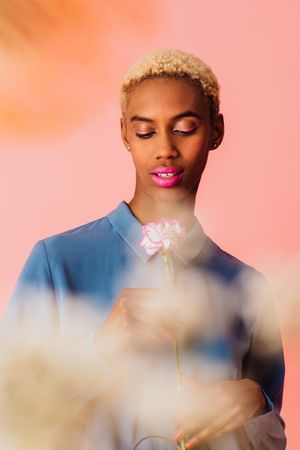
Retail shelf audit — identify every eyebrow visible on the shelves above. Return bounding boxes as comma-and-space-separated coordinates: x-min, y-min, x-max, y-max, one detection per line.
130, 115, 153, 123
130, 110, 202, 123
173, 111, 202, 121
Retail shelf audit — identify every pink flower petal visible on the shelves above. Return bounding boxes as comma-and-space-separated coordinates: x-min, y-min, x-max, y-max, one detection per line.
140, 219, 185, 256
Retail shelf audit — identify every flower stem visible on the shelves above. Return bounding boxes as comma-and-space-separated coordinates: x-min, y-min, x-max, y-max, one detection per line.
160, 250, 187, 450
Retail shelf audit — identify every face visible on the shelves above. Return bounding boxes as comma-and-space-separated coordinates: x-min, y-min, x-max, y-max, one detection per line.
120, 77, 224, 204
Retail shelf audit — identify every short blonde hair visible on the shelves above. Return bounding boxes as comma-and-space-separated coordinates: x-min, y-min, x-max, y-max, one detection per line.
120, 48, 220, 123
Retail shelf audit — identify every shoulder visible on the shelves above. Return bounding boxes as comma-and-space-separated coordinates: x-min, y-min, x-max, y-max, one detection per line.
43, 214, 110, 245
39, 210, 119, 259
20, 206, 127, 280
198, 236, 264, 285
15, 213, 110, 276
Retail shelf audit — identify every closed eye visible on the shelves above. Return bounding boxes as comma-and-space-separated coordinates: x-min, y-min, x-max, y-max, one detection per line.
135, 131, 155, 139
173, 127, 198, 136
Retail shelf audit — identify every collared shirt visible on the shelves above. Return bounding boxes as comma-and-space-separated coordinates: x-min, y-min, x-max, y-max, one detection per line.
107, 201, 207, 265
4, 201, 286, 450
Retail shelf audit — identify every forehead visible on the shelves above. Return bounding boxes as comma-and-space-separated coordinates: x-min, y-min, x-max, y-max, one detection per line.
125, 77, 209, 118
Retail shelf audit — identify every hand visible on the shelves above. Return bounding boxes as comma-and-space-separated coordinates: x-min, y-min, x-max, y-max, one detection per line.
174, 376, 266, 448
95, 288, 181, 358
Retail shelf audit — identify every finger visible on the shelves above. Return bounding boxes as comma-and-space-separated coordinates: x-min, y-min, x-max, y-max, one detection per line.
180, 373, 205, 389
179, 379, 257, 441
117, 288, 156, 311
119, 287, 183, 314
123, 302, 168, 333
123, 287, 177, 307
119, 289, 183, 340
184, 404, 241, 448
176, 390, 228, 438
176, 379, 260, 447
120, 287, 165, 301
128, 317, 169, 347
123, 294, 175, 328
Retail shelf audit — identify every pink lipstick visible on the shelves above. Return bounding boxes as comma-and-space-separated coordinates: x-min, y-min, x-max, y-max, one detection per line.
150, 166, 184, 188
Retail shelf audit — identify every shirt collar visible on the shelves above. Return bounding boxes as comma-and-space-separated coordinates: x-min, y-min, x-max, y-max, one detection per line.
107, 201, 206, 265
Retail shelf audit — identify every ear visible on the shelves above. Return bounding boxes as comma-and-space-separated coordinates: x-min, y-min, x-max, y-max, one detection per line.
120, 116, 131, 151
209, 113, 225, 150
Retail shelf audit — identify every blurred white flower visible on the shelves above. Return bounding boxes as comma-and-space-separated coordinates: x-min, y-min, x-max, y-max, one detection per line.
0, 324, 109, 450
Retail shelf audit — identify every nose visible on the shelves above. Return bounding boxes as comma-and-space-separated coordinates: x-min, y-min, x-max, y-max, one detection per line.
154, 131, 179, 160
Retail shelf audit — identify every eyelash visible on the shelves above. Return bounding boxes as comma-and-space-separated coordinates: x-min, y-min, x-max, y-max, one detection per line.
135, 132, 155, 139
136, 127, 197, 139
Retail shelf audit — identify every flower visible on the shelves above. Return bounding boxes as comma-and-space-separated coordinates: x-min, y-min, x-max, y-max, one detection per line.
140, 219, 185, 256
0, 332, 108, 450
139, 218, 187, 450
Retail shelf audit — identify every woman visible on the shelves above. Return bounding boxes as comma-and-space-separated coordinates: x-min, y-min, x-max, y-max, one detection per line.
5, 49, 286, 450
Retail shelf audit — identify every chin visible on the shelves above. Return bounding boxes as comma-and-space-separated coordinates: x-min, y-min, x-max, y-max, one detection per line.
150, 186, 195, 203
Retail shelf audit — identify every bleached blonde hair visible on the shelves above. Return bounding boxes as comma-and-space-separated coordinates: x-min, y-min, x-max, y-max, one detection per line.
120, 48, 220, 123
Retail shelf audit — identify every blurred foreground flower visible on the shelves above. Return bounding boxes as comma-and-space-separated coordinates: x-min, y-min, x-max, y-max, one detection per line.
0, 292, 186, 450
267, 258, 300, 340
1, 251, 288, 449
0, 335, 107, 450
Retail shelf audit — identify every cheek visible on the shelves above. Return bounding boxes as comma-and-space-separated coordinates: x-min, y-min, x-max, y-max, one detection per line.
182, 131, 210, 153
186, 147, 210, 179
184, 142, 209, 165
130, 151, 148, 172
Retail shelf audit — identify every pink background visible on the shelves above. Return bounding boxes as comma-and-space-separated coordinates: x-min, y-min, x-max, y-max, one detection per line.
0, 1, 299, 447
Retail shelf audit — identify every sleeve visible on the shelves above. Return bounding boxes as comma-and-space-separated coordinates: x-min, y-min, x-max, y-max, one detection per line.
241, 279, 286, 450
2, 240, 58, 339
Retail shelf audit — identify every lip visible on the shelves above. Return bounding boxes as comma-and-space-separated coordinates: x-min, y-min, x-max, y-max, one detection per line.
151, 166, 183, 175
150, 166, 184, 188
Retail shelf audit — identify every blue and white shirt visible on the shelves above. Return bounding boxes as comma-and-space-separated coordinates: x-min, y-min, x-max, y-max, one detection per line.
4, 201, 286, 450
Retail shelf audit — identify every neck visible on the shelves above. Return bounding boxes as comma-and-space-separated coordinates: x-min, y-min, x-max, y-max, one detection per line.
128, 192, 197, 232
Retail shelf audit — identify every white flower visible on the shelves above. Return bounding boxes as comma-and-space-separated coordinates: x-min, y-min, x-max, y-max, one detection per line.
140, 219, 185, 256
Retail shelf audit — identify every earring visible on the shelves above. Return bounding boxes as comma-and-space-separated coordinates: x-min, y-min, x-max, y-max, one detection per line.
127, 145, 130, 150
212, 142, 218, 149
